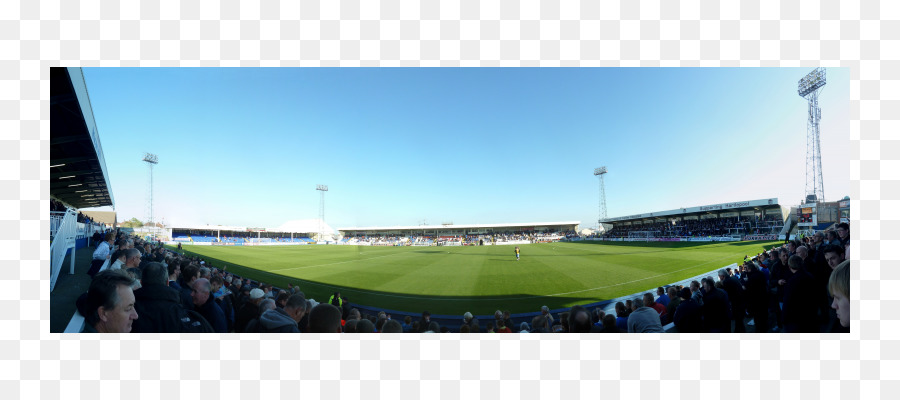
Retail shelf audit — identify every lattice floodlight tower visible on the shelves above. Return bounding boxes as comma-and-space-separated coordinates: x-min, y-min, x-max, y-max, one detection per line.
316, 184, 328, 241
798, 67, 826, 204
142, 153, 159, 236
594, 167, 608, 227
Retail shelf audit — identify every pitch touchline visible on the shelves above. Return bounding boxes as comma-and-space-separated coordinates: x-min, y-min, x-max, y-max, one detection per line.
305, 253, 739, 302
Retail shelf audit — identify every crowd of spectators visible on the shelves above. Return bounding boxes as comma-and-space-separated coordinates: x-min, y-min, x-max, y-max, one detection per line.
604, 215, 784, 238
75, 222, 851, 334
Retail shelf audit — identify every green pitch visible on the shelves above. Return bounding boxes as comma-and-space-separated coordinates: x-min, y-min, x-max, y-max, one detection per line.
169, 240, 780, 315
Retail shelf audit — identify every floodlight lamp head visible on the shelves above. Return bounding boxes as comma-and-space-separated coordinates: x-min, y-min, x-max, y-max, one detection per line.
593, 166, 608, 176
798, 67, 826, 97
142, 153, 159, 164
316, 184, 328, 191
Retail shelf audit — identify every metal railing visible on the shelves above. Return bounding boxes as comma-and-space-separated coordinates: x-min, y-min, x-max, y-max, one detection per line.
50, 209, 77, 292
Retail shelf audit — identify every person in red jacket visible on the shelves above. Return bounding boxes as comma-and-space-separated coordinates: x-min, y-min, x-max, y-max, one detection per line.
643, 292, 667, 322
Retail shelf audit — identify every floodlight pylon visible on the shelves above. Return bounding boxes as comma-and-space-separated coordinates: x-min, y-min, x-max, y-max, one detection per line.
798, 67, 826, 203
594, 167, 608, 226
142, 153, 158, 235
316, 184, 328, 241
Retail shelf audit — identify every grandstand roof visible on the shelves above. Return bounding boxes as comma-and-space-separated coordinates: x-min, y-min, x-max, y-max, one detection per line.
338, 221, 581, 232
602, 198, 781, 223
50, 67, 114, 209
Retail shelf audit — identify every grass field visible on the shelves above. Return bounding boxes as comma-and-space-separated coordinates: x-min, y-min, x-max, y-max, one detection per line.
169, 240, 780, 315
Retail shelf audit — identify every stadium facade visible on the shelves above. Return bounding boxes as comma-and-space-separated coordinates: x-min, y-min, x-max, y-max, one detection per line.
599, 198, 790, 241
338, 221, 580, 237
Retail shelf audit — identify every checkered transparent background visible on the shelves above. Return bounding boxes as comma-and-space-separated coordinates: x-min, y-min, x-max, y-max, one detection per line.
3, 0, 896, 398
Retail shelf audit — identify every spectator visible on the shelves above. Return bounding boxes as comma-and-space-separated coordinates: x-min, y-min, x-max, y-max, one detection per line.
87, 233, 115, 277
343, 319, 358, 333
234, 288, 266, 333
664, 287, 681, 324
191, 278, 227, 333
462, 312, 479, 331
689, 280, 704, 306
743, 261, 770, 333
597, 314, 619, 333
614, 302, 629, 332
823, 245, 845, 270
132, 262, 192, 333
356, 318, 375, 333
627, 298, 665, 333
673, 288, 703, 333
382, 319, 403, 333
425, 321, 440, 333
178, 264, 201, 310
643, 293, 667, 321
530, 315, 550, 333
718, 268, 746, 333
783, 255, 819, 333
308, 304, 344, 333
401, 316, 413, 332
418, 311, 432, 333
569, 306, 593, 333
540, 305, 555, 326
656, 287, 670, 307
701, 277, 732, 333
518, 322, 530, 333
502, 310, 514, 331
107, 249, 127, 271
836, 222, 849, 247
258, 293, 308, 333
210, 275, 234, 332
79, 269, 138, 333
828, 260, 850, 329
123, 248, 142, 270
167, 261, 181, 290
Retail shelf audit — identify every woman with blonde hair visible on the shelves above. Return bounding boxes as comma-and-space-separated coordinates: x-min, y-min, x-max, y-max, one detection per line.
828, 260, 850, 329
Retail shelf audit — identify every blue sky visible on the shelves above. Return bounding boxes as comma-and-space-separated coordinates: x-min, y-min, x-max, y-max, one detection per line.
80, 68, 850, 231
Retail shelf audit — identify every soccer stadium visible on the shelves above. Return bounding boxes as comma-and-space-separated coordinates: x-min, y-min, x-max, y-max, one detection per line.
50, 67, 851, 334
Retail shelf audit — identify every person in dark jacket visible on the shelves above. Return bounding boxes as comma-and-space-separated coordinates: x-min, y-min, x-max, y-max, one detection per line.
783, 255, 819, 333
179, 263, 201, 310
132, 262, 191, 333
234, 288, 266, 333
191, 278, 228, 333
701, 277, 732, 333
718, 269, 746, 333
258, 294, 308, 333
210, 275, 235, 333
743, 261, 770, 333
768, 248, 791, 329
673, 288, 703, 333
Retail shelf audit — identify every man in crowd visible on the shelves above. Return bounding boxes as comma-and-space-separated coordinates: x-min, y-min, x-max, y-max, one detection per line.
673, 288, 703, 333
178, 263, 201, 310
167, 262, 181, 290
87, 233, 115, 277
829, 260, 850, 330
568, 305, 593, 333
643, 292, 667, 321
122, 248, 142, 271
664, 286, 681, 324
655, 286, 670, 307
783, 255, 819, 333
132, 262, 191, 333
701, 276, 732, 333
718, 268, 746, 333
308, 303, 343, 333
738, 260, 768, 332
627, 298, 665, 333
614, 302, 629, 332
79, 269, 138, 333
190, 278, 228, 333
234, 288, 266, 333
258, 293, 308, 333
836, 222, 849, 247
210, 275, 234, 332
